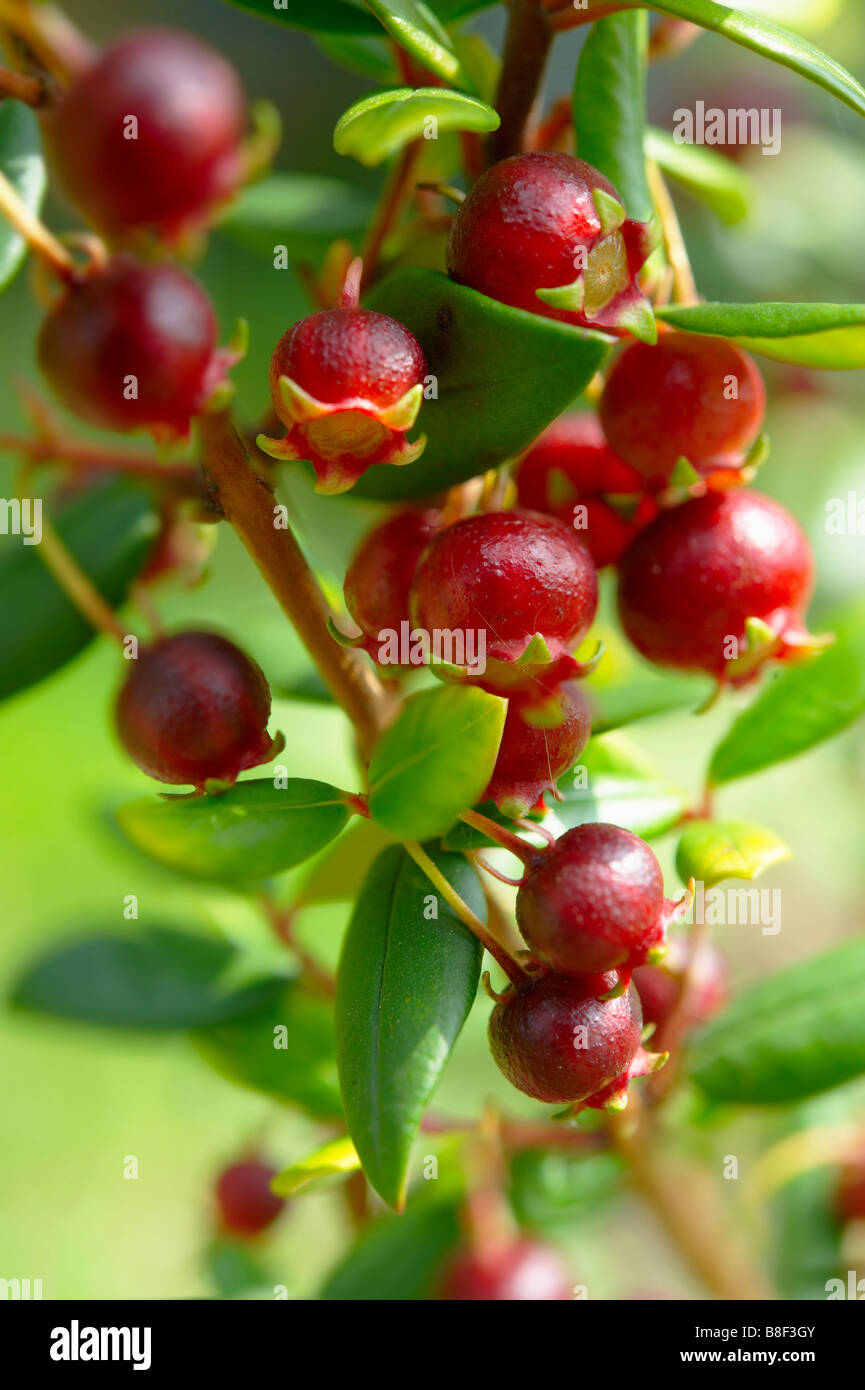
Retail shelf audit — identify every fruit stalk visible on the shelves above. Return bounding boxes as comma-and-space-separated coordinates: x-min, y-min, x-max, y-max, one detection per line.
0, 166, 76, 281
36, 510, 130, 644
0, 63, 44, 103
646, 158, 698, 306
489, 0, 553, 163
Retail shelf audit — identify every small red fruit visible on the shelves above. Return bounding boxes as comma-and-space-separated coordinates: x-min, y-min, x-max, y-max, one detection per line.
600, 332, 766, 487
618, 490, 818, 684
45, 29, 246, 239
633, 936, 728, 1050
37, 255, 234, 440
343, 508, 442, 664
438, 1239, 571, 1301
837, 1143, 865, 1225
484, 682, 591, 818
215, 1161, 285, 1239
447, 152, 657, 341
116, 630, 279, 789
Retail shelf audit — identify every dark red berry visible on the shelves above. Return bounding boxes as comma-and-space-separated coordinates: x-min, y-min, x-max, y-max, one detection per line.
37, 254, 233, 440
633, 936, 728, 1050
837, 1144, 865, 1225
215, 1161, 285, 1239
447, 152, 657, 341
484, 682, 591, 818
45, 29, 246, 239
438, 1239, 571, 1301
600, 332, 765, 487
618, 490, 816, 683
259, 308, 428, 494
343, 508, 442, 664
116, 630, 278, 789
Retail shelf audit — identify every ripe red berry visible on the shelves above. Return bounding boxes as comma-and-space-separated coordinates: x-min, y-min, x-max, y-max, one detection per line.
258, 308, 428, 494
37, 255, 233, 440
837, 1144, 865, 1225
632, 936, 728, 1049
484, 682, 591, 818
343, 508, 442, 664
116, 630, 279, 789
447, 152, 657, 341
410, 510, 597, 694
599, 332, 766, 487
618, 490, 816, 683
215, 1160, 285, 1239
438, 1239, 571, 1301
45, 29, 246, 239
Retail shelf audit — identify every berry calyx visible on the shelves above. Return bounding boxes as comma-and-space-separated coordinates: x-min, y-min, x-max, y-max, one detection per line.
37, 255, 235, 441
342, 508, 442, 665
633, 936, 728, 1050
446, 152, 658, 342
115, 630, 280, 790
617, 490, 819, 684
215, 1160, 285, 1239
438, 1238, 572, 1301
484, 681, 591, 818
599, 332, 766, 488
258, 306, 428, 494
45, 29, 247, 240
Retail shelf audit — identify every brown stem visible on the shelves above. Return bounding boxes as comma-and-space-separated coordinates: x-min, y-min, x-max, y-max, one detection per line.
258, 893, 336, 998
489, 0, 553, 163
422, 1113, 605, 1154
361, 141, 422, 291
198, 409, 390, 758
0, 432, 201, 494
0, 62, 42, 103
0, 0, 94, 82
544, 0, 635, 33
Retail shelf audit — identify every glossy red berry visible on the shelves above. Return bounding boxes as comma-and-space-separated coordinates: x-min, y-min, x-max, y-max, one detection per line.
215, 1161, 285, 1239
45, 29, 246, 239
343, 508, 442, 664
116, 630, 279, 789
447, 152, 657, 341
600, 332, 766, 487
618, 490, 816, 683
37, 255, 233, 440
633, 936, 728, 1049
259, 308, 428, 494
438, 1239, 571, 1301
837, 1144, 865, 1225
484, 682, 591, 818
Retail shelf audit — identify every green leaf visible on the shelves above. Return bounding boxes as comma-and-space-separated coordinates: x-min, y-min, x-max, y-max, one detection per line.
315, 32, 397, 81
219, 173, 374, 259
116, 778, 352, 885
205, 1238, 272, 1300
335, 844, 483, 1208
510, 1150, 625, 1229
709, 599, 865, 786
645, 127, 754, 226
0, 100, 46, 292
334, 87, 498, 168
222, 0, 380, 37
0, 477, 158, 703
363, 1, 465, 85
271, 1136, 360, 1196
555, 731, 688, 839
573, 10, 652, 222
772, 1165, 844, 1301
689, 938, 865, 1104
588, 671, 710, 732
356, 268, 611, 499
656, 301, 865, 369
193, 983, 341, 1119
296, 818, 394, 907
368, 685, 505, 841
676, 819, 791, 888
11, 927, 286, 1030
321, 1183, 463, 1299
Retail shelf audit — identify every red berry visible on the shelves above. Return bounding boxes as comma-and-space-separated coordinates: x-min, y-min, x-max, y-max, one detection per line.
632, 936, 728, 1048
600, 332, 766, 487
259, 308, 428, 494
618, 490, 815, 683
343, 508, 442, 664
116, 631, 278, 789
447, 152, 657, 341
215, 1161, 285, 1239
438, 1239, 571, 1301
516, 823, 684, 980
45, 29, 246, 239
37, 255, 233, 440
484, 682, 591, 818
837, 1144, 865, 1225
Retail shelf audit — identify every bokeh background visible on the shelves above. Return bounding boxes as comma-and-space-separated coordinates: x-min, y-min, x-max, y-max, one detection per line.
1, 0, 864, 1299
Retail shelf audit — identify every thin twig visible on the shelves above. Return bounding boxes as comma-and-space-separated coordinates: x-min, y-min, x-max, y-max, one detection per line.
0, 431, 201, 494
489, 0, 553, 164
0, 166, 76, 281
646, 158, 699, 307
36, 511, 130, 645
0, 63, 43, 104
361, 142, 422, 291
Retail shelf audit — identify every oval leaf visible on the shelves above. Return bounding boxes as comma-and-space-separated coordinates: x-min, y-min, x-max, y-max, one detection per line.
656, 301, 865, 369
368, 685, 505, 841
676, 819, 791, 889
335, 844, 483, 1208
219, 173, 375, 259
645, 127, 754, 226
116, 778, 352, 884
223, 0, 380, 37
689, 938, 865, 1104
554, 732, 688, 840
363, 1, 464, 85
272, 1136, 360, 1197
0, 100, 46, 292
322, 1184, 463, 1299
334, 86, 498, 167
573, 10, 652, 221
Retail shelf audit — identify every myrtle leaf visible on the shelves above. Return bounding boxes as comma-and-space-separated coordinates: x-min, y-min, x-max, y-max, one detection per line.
334, 87, 498, 167
676, 819, 791, 889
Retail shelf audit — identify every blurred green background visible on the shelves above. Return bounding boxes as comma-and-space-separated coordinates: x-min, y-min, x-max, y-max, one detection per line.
1, 0, 865, 1299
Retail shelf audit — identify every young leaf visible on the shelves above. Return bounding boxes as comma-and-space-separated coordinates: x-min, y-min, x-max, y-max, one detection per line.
363, 1, 465, 85
573, 10, 652, 222
271, 1136, 360, 1197
656, 301, 865, 369
11, 928, 286, 1030
219, 173, 374, 260
555, 732, 688, 840
367, 685, 506, 841
645, 127, 754, 226
688, 938, 865, 1104
676, 819, 791, 889
335, 844, 483, 1209
223, 0, 380, 37
357, 268, 611, 499
334, 87, 499, 168
709, 599, 865, 786
0, 100, 46, 293
321, 1183, 463, 1299
116, 778, 352, 884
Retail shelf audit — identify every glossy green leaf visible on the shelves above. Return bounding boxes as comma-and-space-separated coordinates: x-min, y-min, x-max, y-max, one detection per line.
645, 127, 754, 226
296, 818, 394, 907
11, 928, 285, 1030
588, 671, 710, 732
709, 600, 865, 786
676, 819, 791, 889
0, 477, 158, 703
368, 685, 505, 841
223, 0, 380, 37
272, 1136, 360, 1196
356, 268, 611, 499
193, 983, 341, 1118
335, 844, 483, 1208
334, 87, 498, 168
656, 301, 865, 369
219, 173, 374, 259
363, 1, 464, 84
689, 938, 865, 1104
322, 1183, 463, 1299
555, 732, 688, 839
116, 778, 352, 884
573, 10, 652, 222
315, 32, 397, 81
0, 101, 46, 292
